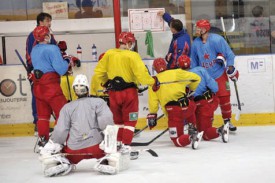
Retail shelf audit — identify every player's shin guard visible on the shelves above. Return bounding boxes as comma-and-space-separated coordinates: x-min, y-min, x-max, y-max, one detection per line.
122, 124, 136, 145
37, 119, 51, 140
171, 134, 191, 147
219, 96, 231, 119
202, 127, 220, 141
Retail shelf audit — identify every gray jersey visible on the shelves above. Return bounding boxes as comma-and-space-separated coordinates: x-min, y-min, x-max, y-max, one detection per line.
51, 97, 113, 150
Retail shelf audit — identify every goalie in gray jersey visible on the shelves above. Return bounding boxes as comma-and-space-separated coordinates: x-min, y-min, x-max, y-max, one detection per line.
38, 74, 130, 177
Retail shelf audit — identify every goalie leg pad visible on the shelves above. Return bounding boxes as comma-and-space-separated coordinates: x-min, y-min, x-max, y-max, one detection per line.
94, 152, 130, 175
101, 125, 119, 154
41, 155, 73, 177
44, 163, 73, 177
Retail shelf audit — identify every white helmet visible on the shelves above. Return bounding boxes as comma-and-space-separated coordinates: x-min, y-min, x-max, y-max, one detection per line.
72, 74, 89, 97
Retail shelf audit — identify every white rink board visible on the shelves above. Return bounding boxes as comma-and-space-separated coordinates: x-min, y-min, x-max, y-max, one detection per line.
0, 54, 275, 124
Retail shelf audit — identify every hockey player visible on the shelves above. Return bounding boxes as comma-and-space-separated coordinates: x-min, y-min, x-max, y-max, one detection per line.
39, 74, 130, 176
177, 55, 229, 143
31, 26, 77, 146
190, 19, 239, 132
147, 58, 203, 149
26, 12, 57, 134
91, 32, 158, 150
157, 11, 191, 69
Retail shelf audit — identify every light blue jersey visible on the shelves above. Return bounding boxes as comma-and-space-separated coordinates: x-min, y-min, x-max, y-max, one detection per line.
31, 44, 68, 76
190, 33, 235, 79
189, 66, 218, 97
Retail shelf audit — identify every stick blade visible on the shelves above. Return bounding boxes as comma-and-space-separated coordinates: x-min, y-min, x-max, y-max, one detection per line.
131, 142, 150, 146
235, 109, 241, 121
144, 149, 158, 157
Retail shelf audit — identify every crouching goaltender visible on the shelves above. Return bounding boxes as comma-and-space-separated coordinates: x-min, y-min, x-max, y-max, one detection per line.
38, 74, 131, 176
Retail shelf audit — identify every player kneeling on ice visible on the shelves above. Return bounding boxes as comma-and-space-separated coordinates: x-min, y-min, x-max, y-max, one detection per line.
147, 58, 203, 149
38, 74, 130, 176
177, 55, 229, 143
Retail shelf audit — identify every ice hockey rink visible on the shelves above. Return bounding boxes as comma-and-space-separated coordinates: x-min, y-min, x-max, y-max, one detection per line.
1, 126, 275, 183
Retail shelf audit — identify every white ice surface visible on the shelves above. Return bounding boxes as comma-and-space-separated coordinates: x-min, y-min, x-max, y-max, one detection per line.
1, 126, 275, 183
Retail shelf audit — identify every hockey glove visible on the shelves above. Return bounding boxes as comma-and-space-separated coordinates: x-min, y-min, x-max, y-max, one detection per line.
152, 76, 160, 92
147, 113, 157, 130
39, 139, 63, 156
138, 86, 148, 93
215, 53, 226, 66
64, 55, 81, 68
101, 80, 112, 94
226, 66, 239, 81
58, 41, 67, 52
203, 90, 213, 100
28, 73, 34, 82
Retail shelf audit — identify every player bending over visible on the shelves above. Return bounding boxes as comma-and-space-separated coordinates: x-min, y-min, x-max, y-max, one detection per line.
178, 55, 229, 143
147, 58, 203, 149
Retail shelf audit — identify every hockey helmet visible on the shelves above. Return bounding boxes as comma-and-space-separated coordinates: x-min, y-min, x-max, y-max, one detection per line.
153, 58, 167, 73
33, 26, 50, 42
72, 74, 89, 97
196, 19, 211, 32
98, 52, 105, 61
177, 55, 191, 70
118, 32, 136, 44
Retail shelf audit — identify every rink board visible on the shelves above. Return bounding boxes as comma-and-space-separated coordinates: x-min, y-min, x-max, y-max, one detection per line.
1, 55, 275, 136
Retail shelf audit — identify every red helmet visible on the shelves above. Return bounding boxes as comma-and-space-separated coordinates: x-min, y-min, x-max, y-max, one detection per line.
153, 58, 167, 73
196, 19, 211, 32
118, 32, 136, 44
177, 55, 191, 70
33, 26, 50, 42
98, 52, 105, 61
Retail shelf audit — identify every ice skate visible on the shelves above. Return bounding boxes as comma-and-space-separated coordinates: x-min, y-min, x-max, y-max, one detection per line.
34, 136, 48, 153
218, 123, 229, 143
118, 144, 139, 160
190, 131, 204, 150
224, 119, 237, 132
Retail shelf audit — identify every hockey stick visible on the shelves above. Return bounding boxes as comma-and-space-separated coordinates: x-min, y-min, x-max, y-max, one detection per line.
220, 17, 232, 48
160, 79, 197, 85
220, 18, 241, 121
40, 148, 158, 159
134, 114, 165, 137
15, 49, 29, 73
131, 128, 169, 146
234, 81, 241, 121
97, 79, 197, 93
65, 75, 72, 101
97, 86, 149, 93
15, 49, 33, 85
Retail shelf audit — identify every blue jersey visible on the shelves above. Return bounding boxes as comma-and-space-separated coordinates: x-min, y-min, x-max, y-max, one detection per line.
189, 66, 218, 97
163, 13, 191, 69
190, 33, 235, 79
31, 44, 68, 76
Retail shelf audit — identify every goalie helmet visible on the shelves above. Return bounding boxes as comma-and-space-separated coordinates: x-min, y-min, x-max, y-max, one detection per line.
196, 19, 211, 32
118, 32, 136, 44
33, 26, 50, 42
177, 55, 191, 70
153, 58, 167, 73
72, 74, 89, 97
